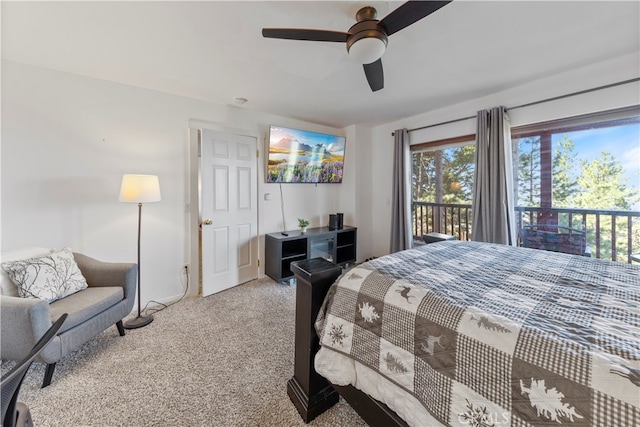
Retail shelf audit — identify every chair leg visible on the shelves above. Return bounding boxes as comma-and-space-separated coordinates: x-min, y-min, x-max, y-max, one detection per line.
116, 320, 125, 336
42, 363, 56, 388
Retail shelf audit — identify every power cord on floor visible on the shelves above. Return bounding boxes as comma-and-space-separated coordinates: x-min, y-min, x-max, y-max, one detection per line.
141, 265, 190, 316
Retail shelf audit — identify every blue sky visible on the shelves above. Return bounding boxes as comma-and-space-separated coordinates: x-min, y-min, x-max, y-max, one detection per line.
552, 123, 640, 189
551, 123, 640, 210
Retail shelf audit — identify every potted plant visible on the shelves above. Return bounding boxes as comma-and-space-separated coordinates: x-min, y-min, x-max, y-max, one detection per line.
298, 218, 310, 233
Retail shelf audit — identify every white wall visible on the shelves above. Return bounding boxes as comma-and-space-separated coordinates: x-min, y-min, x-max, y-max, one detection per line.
367, 53, 640, 258
1, 60, 349, 306
341, 124, 374, 262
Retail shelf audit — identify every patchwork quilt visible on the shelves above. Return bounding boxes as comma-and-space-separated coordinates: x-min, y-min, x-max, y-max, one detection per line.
315, 240, 640, 426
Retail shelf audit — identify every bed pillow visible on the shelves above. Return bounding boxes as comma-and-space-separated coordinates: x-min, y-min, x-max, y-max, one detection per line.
1, 247, 89, 302
0, 247, 54, 296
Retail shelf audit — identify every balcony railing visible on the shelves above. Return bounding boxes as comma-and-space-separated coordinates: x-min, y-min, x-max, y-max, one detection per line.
412, 201, 640, 263
413, 202, 473, 242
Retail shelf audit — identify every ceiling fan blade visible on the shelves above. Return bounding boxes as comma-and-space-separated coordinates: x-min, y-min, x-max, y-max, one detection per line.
379, 1, 452, 36
262, 28, 349, 42
363, 59, 384, 92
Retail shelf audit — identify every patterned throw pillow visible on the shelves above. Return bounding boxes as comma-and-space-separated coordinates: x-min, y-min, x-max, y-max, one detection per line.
1, 247, 89, 302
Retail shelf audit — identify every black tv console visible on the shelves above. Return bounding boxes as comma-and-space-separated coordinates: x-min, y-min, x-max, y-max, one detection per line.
265, 226, 357, 282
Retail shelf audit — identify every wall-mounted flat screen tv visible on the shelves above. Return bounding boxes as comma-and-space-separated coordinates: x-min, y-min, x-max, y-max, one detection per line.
266, 125, 346, 183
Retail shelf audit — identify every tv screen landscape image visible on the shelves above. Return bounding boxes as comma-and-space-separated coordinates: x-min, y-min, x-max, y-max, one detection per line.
266, 125, 346, 183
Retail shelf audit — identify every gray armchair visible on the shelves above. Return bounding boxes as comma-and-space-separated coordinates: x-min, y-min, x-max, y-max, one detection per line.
0, 253, 136, 387
2, 313, 67, 427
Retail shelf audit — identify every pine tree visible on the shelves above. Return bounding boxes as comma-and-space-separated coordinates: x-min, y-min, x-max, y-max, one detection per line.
517, 137, 541, 207
412, 151, 437, 235
573, 152, 640, 261
552, 136, 579, 207
442, 144, 475, 203
573, 152, 637, 210
412, 151, 436, 202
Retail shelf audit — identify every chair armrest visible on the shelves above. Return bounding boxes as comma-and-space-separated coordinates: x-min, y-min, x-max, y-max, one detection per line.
0, 296, 51, 360
72, 253, 137, 300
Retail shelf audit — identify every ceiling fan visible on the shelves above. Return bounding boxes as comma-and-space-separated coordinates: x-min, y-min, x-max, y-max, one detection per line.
262, 1, 452, 92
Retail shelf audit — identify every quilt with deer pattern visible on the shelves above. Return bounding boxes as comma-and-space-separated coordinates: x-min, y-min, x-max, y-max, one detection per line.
315, 240, 640, 426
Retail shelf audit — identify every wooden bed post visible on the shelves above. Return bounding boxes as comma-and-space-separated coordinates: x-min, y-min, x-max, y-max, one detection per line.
288, 258, 343, 423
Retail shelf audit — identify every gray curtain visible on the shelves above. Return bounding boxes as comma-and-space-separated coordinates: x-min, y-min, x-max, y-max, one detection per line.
390, 129, 413, 253
471, 107, 517, 245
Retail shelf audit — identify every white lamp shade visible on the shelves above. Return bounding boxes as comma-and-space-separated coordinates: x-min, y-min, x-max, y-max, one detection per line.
348, 37, 386, 64
119, 174, 161, 203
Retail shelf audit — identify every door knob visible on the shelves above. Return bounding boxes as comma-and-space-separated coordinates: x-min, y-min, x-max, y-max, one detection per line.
203, 219, 212, 225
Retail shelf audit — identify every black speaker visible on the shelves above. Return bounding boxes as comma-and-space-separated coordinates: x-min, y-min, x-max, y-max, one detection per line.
328, 214, 338, 230
336, 213, 344, 229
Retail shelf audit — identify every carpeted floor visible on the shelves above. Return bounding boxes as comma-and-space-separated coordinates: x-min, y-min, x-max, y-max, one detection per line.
2, 278, 367, 427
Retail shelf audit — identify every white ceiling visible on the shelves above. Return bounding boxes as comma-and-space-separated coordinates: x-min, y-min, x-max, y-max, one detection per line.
2, 1, 639, 128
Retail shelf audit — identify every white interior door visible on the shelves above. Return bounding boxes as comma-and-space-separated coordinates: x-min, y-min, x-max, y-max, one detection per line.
200, 129, 258, 296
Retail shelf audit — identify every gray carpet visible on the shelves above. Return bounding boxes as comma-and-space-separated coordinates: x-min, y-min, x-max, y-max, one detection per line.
2, 278, 367, 427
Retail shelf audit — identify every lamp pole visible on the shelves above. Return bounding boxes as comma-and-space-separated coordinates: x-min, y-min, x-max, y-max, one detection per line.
124, 202, 153, 329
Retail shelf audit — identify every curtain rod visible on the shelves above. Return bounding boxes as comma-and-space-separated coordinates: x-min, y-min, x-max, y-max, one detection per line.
391, 77, 640, 136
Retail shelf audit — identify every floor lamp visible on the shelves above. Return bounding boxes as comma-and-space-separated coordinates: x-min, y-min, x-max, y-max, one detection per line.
119, 174, 161, 329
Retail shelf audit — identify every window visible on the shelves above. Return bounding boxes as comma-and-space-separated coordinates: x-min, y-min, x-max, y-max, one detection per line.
512, 106, 640, 262
411, 135, 475, 242
410, 106, 640, 261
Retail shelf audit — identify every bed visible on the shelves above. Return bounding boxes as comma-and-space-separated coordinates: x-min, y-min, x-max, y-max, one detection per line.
288, 240, 640, 427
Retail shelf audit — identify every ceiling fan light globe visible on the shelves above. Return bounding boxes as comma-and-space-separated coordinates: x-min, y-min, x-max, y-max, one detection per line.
348, 37, 386, 64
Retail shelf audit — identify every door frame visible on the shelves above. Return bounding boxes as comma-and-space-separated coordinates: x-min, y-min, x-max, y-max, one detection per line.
187, 119, 260, 296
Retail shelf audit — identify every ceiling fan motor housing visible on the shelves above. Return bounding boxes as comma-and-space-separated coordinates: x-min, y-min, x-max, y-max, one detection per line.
346, 17, 388, 64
